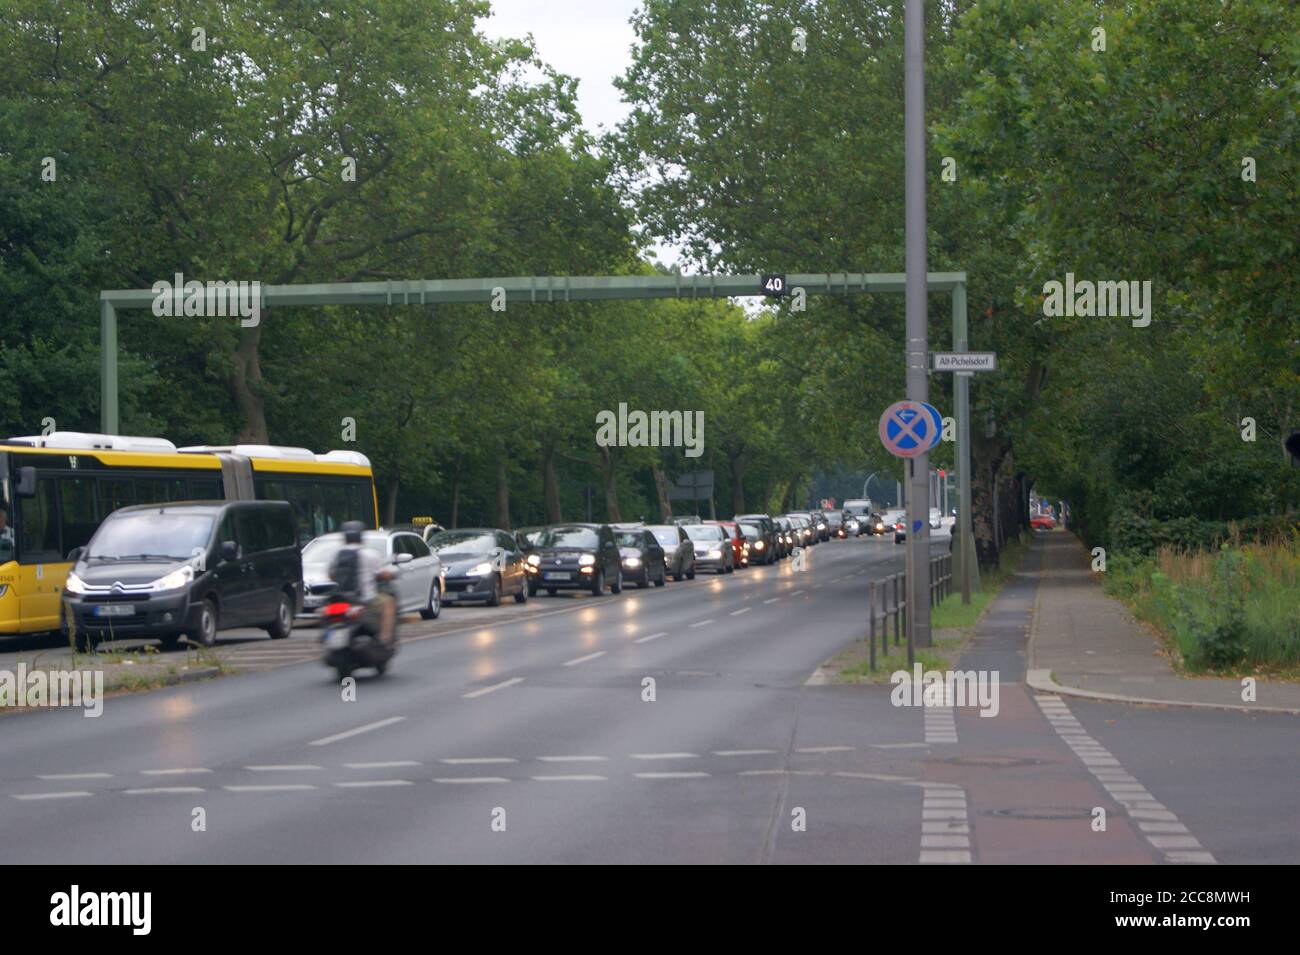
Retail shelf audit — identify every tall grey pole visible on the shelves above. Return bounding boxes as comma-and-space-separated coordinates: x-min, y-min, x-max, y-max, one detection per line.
904, 0, 931, 648
100, 299, 119, 434
953, 281, 978, 602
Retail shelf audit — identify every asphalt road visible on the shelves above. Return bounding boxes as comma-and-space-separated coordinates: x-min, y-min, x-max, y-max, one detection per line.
1, 532, 1294, 864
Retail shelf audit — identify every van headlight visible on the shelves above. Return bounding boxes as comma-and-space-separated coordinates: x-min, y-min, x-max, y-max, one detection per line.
754, 540, 765, 550
468, 562, 493, 576
64, 573, 87, 595
526, 554, 540, 567
151, 565, 194, 592
578, 553, 596, 566
623, 556, 641, 568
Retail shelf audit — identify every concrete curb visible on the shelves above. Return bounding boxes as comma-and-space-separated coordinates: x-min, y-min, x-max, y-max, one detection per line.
1025, 668, 1300, 717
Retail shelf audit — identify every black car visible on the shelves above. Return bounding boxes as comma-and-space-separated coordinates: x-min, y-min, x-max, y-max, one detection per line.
809, 510, 831, 542
62, 500, 302, 651
525, 523, 623, 596
732, 513, 778, 564
645, 524, 696, 581
772, 516, 796, 556
614, 528, 668, 588
428, 528, 529, 606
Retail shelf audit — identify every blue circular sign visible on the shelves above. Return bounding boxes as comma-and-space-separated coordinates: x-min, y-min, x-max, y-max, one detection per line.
878, 400, 943, 458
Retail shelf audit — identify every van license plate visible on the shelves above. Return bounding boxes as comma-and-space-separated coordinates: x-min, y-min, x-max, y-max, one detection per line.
94, 604, 135, 617
543, 572, 571, 581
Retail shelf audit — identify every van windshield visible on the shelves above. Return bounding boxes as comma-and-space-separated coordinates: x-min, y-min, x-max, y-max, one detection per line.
86, 512, 213, 561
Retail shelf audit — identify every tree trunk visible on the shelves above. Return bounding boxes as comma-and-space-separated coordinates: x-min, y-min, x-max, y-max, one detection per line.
495, 456, 511, 530
229, 325, 269, 443
541, 443, 562, 523
599, 445, 622, 522
651, 463, 673, 521
729, 453, 746, 515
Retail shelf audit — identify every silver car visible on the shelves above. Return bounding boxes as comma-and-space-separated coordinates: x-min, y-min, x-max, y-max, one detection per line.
300, 529, 443, 621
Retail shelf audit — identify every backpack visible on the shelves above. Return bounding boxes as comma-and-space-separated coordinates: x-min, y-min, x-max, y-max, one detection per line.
332, 545, 363, 599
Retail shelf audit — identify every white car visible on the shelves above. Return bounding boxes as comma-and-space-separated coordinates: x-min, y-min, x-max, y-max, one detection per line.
300, 529, 442, 621
929, 507, 942, 530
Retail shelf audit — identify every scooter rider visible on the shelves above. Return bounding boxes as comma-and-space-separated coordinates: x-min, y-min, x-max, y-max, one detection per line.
329, 521, 397, 645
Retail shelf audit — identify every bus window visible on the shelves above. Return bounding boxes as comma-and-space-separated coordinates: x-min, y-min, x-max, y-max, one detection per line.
98, 478, 136, 516
18, 478, 60, 563
137, 477, 187, 504
59, 477, 99, 557
321, 483, 348, 534
190, 476, 222, 500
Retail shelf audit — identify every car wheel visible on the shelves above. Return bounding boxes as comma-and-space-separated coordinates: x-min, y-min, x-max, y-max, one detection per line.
527, 580, 539, 597
610, 568, 623, 594
420, 581, 442, 620
486, 575, 502, 607
266, 590, 293, 639
188, 599, 218, 648
590, 569, 604, 596
513, 578, 528, 604
654, 565, 666, 587
687, 565, 696, 580
335, 665, 352, 682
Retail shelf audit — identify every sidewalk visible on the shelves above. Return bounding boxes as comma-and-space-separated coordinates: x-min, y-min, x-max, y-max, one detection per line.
1026, 532, 1300, 714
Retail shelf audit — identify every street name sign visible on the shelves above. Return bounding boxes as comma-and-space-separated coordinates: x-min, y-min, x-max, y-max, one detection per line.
933, 351, 996, 373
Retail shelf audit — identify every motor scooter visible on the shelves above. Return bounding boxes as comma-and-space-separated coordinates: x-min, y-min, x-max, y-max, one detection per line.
320, 590, 398, 681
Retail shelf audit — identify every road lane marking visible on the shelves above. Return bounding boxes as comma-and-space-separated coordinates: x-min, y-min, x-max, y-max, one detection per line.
564, 651, 606, 666
537, 755, 608, 762
762, 598, 781, 604
223, 784, 316, 792
633, 631, 668, 644
630, 752, 698, 760
309, 716, 407, 746
688, 619, 714, 628
344, 761, 422, 770
463, 677, 525, 699
919, 785, 971, 864
634, 772, 710, 779
530, 775, 606, 782
795, 745, 854, 754
789, 590, 804, 597
333, 779, 413, 789
124, 787, 205, 795
140, 768, 212, 776
713, 749, 777, 757
1034, 695, 1215, 864
440, 757, 516, 765
245, 764, 321, 772
12, 791, 94, 801
729, 607, 751, 616
37, 773, 112, 780
433, 777, 510, 784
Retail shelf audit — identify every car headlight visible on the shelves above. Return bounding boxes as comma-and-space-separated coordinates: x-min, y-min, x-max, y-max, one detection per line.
578, 553, 596, 566
64, 573, 86, 595
817, 523, 826, 530
624, 556, 641, 567
151, 565, 194, 592
754, 540, 765, 549
526, 554, 540, 566
468, 562, 493, 576
706, 549, 722, 559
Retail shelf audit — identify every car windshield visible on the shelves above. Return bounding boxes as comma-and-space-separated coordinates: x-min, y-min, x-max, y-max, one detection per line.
86, 511, 213, 561
738, 523, 760, 538
684, 525, 722, 542
302, 535, 387, 569
428, 531, 496, 555
615, 531, 645, 547
647, 527, 679, 546
536, 526, 600, 549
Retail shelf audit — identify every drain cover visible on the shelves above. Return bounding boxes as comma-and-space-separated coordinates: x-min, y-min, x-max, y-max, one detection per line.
943, 755, 1042, 768
989, 807, 1095, 821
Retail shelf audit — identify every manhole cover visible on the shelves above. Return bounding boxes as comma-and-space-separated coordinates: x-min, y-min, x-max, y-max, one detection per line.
942, 756, 1042, 768
989, 807, 1095, 821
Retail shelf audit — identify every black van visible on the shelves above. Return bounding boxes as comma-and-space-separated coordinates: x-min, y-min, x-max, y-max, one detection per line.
62, 501, 302, 651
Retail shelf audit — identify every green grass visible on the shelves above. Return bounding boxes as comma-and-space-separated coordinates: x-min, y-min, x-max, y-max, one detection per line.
1103, 540, 1300, 673
930, 531, 1029, 630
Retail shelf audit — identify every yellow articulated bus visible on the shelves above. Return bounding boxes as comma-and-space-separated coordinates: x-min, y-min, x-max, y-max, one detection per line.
0, 432, 377, 636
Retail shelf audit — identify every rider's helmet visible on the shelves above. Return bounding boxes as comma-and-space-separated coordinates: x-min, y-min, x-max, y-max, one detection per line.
342, 520, 364, 545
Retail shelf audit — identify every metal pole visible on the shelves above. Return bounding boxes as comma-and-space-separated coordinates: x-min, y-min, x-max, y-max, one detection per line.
953, 281, 978, 602
904, 0, 931, 650
100, 298, 119, 434
868, 581, 877, 671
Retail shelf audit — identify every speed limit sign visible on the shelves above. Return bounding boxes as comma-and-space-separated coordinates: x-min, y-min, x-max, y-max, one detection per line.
760, 274, 787, 297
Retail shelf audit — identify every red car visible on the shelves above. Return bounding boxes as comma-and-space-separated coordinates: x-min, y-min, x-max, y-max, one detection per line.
709, 520, 750, 568
1030, 514, 1057, 530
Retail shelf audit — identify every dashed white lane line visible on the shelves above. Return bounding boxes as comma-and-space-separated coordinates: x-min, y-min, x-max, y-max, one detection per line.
630, 752, 699, 760
635, 772, 711, 780
344, 761, 421, 770
463, 677, 525, 699
789, 590, 804, 597
530, 775, 607, 782
633, 631, 668, 644
334, 779, 413, 789
440, 757, 516, 765
37, 772, 112, 780
12, 791, 94, 801
729, 607, 752, 617
537, 755, 608, 763
1035, 695, 1216, 864
762, 598, 781, 604
309, 716, 407, 746
923, 686, 958, 744
246, 764, 321, 772
688, 619, 714, 628
714, 749, 777, 757
124, 787, 205, 795
564, 651, 606, 666
223, 784, 316, 793
140, 768, 212, 776
433, 777, 510, 784
795, 746, 854, 754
